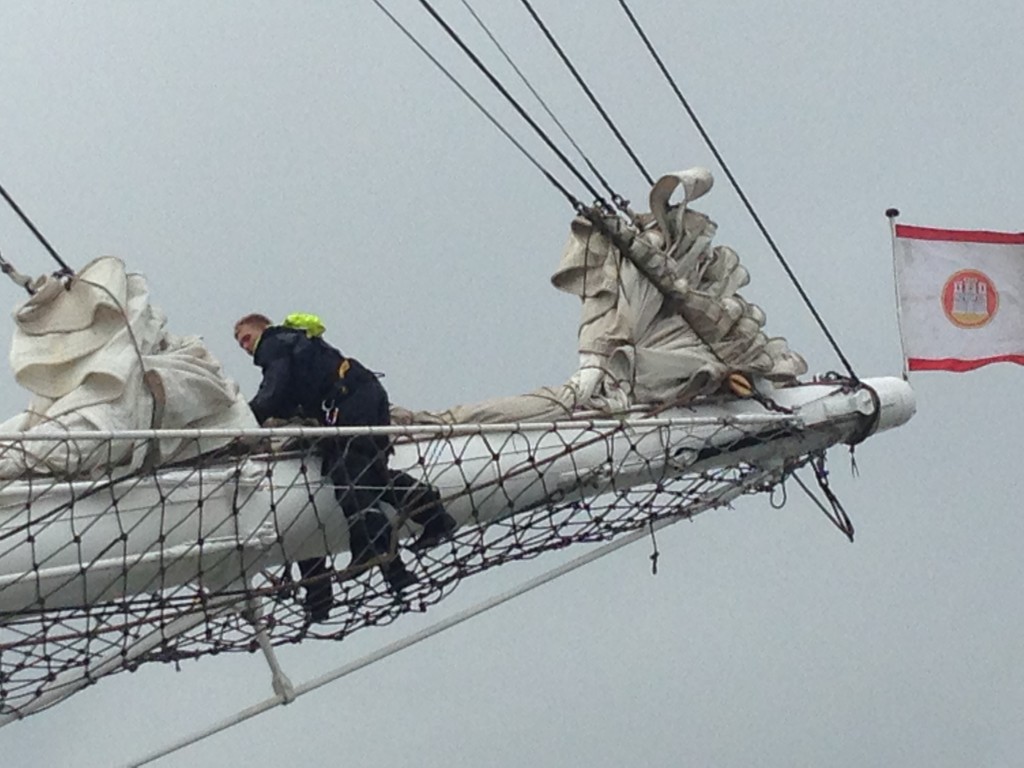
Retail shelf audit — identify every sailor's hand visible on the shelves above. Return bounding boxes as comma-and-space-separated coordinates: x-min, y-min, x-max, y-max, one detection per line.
261, 416, 321, 427
261, 417, 291, 428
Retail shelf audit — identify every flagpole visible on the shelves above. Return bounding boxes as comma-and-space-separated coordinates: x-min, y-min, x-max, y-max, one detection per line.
885, 207, 909, 379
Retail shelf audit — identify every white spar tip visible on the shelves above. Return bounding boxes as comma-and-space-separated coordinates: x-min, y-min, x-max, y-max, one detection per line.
859, 376, 916, 434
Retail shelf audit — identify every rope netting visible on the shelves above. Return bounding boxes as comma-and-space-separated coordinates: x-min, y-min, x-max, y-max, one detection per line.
0, 411, 808, 721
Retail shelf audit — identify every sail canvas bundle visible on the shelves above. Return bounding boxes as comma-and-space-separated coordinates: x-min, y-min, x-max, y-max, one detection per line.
0, 257, 256, 477
893, 224, 1024, 372
394, 169, 807, 425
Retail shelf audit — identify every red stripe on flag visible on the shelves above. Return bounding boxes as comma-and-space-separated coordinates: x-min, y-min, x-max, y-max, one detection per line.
895, 224, 1024, 245
908, 355, 1024, 372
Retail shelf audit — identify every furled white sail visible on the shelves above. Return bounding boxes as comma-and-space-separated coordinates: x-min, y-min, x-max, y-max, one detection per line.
0, 257, 255, 478
394, 168, 807, 425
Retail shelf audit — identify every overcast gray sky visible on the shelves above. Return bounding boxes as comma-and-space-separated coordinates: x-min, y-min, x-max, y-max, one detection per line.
2, 1, 1023, 766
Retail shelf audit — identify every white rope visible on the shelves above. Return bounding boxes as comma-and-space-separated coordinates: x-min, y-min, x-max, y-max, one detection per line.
122, 504, 715, 768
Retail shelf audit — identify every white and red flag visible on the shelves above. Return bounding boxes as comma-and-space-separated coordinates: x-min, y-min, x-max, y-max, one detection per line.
893, 224, 1024, 372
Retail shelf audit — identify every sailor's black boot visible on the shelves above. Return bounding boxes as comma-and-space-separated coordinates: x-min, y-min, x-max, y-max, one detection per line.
409, 507, 458, 552
364, 510, 419, 593
347, 509, 418, 593
387, 471, 456, 553
381, 558, 419, 593
305, 585, 333, 623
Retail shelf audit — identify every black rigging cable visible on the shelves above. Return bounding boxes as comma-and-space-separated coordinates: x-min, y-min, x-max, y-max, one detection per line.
615, 0, 858, 381
460, 0, 628, 213
370, 0, 585, 212
416, 0, 610, 211
518, 0, 654, 188
0, 180, 72, 275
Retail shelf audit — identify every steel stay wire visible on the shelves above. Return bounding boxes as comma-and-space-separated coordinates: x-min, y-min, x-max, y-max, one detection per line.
410, 0, 857, 383
416, 0, 611, 212
615, 0, 858, 381
518, 0, 654, 189
378, 0, 838, 416
0, 180, 73, 275
370, 0, 586, 212
459, 0, 629, 214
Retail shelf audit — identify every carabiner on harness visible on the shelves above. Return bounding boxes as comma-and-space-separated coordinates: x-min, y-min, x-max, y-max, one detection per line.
321, 399, 339, 426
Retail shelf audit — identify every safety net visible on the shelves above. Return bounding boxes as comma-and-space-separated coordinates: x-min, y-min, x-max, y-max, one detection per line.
0, 410, 810, 722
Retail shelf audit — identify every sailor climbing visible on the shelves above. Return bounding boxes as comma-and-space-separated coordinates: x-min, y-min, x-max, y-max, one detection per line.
233, 312, 456, 621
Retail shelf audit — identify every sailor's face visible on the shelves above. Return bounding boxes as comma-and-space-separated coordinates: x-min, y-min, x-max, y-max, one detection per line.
234, 323, 261, 355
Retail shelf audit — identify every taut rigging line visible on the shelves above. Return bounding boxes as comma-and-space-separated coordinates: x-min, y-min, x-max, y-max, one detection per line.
379, 0, 856, 382
416, 0, 612, 213
615, 0, 858, 381
460, 0, 633, 217
370, 0, 587, 213
517, 0, 654, 189
0, 179, 73, 276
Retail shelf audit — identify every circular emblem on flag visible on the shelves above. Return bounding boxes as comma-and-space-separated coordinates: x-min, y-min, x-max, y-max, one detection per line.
941, 269, 998, 328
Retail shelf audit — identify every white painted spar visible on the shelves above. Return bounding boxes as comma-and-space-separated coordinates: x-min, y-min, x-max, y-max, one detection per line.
0, 377, 914, 616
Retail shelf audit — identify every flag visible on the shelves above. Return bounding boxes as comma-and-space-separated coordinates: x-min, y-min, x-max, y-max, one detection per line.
893, 223, 1024, 372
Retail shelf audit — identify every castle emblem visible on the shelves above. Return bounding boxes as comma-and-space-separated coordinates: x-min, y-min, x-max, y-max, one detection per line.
941, 269, 998, 328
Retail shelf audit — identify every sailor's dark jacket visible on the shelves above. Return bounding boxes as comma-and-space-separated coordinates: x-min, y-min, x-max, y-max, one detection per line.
249, 326, 375, 425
